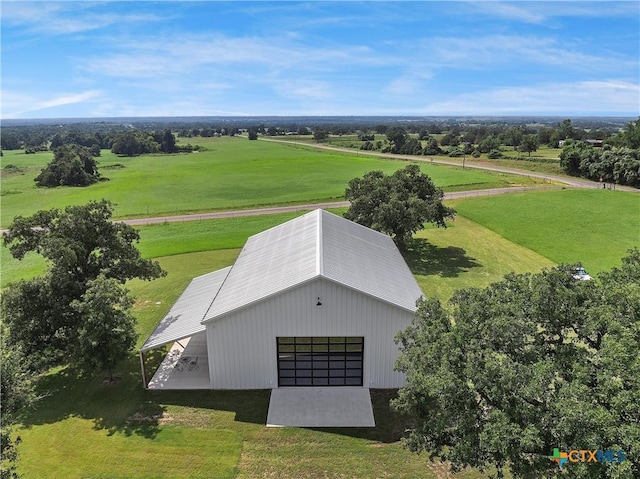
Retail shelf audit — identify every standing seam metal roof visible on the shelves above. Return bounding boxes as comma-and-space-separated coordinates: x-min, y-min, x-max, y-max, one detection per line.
203, 209, 422, 322
140, 266, 231, 351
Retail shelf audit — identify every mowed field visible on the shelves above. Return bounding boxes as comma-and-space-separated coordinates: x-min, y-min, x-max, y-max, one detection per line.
1, 136, 546, 227
6, 138, 639, 479
274, 134, 566, 175
452, 188, 640, 274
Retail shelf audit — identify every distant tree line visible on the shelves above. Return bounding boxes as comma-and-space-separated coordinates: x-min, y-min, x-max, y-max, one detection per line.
3, 117, 638, 187
26, 129, 204, 188
559, 120, 640, 187
2, 117, 630, 153
1, 127, 197, 157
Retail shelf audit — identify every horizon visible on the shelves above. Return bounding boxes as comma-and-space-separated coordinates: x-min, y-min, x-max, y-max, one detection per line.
3, 114, 637, 128
2, 1, 639, 119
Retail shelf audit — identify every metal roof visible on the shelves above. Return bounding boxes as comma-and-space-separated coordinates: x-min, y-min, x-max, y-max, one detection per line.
140, 266, 231, 351
203, 209, 422, 322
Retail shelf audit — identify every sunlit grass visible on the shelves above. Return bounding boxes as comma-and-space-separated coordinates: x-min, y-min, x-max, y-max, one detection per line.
8, 182, 635, 478
451, 188, 640, 274
411, 216, 554, 302
1, 137, 548, 227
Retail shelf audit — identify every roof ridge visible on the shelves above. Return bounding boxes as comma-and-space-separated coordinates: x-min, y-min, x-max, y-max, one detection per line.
316, 209, 324, 276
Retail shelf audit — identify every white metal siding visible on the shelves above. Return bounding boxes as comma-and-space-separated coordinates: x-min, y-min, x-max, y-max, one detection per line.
206, 278, 412, 389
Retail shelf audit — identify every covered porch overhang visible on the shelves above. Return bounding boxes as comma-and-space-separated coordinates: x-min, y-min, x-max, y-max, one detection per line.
146, 334, 210, 390
139, 267, 231, 389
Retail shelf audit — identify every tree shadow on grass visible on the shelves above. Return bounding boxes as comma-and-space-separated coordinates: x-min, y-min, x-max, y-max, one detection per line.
22, 353, 410, 446
151, 389, 270, 424
403, 238, 481, 278
18, 350, 269, 441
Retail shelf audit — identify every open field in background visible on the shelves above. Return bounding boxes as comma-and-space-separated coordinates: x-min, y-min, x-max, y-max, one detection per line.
3, 189, 636, 289
274, 134, 565, 175
1, 136, 548, 227
0, 211, 317, 288
451, 189, 640, 274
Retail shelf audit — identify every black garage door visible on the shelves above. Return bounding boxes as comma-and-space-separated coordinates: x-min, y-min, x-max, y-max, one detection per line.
277, 337, 364, 386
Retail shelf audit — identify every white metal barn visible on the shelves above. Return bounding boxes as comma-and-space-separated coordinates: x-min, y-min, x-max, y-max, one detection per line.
140, 209, 423, 394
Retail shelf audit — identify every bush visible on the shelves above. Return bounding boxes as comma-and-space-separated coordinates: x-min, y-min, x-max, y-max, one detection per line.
25, 145, 48, 154
447, 147, 464, 157
487, 149, 503, 159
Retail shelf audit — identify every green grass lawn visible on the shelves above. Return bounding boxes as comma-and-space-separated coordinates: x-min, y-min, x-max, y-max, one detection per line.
16, 368, 480, 479
451, 188, 640, 274
411, 216, 554, 301
1, 137, 546, 227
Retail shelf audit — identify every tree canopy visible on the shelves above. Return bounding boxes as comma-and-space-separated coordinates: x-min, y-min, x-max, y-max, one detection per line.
111, 131, 160, 156
560, 141, 640, 187
0, 331, 35, 479
2, 200, 165, 371
344, 164, 455, 249
393, 251, 640, 478
71, 275, 137, 381
34, 144, 100, 187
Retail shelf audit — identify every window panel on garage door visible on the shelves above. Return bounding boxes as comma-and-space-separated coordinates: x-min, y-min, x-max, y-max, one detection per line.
277, 337, 363, 386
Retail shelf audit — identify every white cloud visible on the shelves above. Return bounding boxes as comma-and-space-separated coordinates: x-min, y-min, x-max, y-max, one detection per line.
420, 80, 640, 115
77, 32, 386, 88
418, 34, 634, 72
1, 2, 166, 35
2, 90, 103, 118
467, 1, 639, 24
385, 71, 435, 97
469, 1, 547, 24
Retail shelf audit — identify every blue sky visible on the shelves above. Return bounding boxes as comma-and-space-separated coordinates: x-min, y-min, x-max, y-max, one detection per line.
1, 1, 638, 119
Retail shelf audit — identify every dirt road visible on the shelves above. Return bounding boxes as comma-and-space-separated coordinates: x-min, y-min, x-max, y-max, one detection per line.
118, 186, 556, 227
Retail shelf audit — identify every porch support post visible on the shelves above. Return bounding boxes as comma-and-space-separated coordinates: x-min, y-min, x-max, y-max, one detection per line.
139, 351, 148, 389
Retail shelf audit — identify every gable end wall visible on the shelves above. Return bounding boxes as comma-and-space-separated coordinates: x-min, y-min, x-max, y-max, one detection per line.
205, 277, 415, 389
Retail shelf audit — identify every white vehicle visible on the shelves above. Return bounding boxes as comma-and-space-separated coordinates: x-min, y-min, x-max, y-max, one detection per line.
572, 267, 592, 281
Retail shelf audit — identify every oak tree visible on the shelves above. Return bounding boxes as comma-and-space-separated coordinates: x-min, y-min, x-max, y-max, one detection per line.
394, 251, 640, 478
2, 200, 165, 371
344, 164, 454, 249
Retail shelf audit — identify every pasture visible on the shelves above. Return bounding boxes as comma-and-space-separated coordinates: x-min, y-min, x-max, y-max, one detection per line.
274, 134, 565, 174
1, 136, 546, 227
451, 188, 640, 274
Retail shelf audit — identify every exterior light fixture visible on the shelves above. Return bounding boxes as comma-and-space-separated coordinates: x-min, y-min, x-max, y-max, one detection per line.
316, 297, 322, 306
